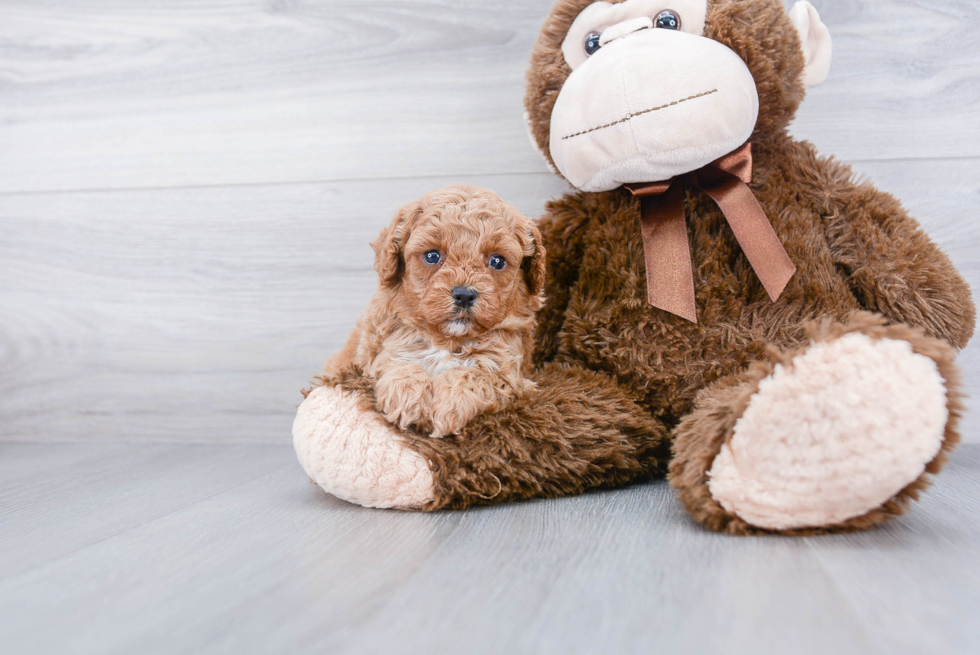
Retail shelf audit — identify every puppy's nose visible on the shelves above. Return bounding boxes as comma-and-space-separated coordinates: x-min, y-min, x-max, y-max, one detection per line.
451, 286, 478, 309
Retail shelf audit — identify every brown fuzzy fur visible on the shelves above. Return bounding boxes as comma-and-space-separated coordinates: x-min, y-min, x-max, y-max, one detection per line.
326, 185, 546, 438
310, 0, 975, 533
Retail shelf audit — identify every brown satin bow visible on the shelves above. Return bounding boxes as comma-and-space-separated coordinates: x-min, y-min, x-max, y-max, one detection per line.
624, 142, 796, 323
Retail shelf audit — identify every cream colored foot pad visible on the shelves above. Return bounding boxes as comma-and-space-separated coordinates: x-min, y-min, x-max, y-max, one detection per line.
708, 334, 947, 530
293, 386, 435, 509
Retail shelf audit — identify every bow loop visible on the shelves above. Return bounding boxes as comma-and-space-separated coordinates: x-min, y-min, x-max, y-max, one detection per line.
708, 141, 754, 184
624, 142, 795, 323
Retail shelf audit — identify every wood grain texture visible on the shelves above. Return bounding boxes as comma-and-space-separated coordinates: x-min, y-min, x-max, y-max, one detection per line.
0, 442, 293, 580
0, 442, 977, 654
790, 0, 980, 162
0, 0, 978, 193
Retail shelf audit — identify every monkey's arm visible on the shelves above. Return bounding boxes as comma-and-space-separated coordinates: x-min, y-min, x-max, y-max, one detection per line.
533, 199, 590, 365
824, 178, 975, 349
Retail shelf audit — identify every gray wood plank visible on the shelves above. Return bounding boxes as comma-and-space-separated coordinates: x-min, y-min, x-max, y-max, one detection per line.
342, 486, 877, 655
0, 0, 556, 193
0, 442, 293, 580
790, 0, 980, 162
2, 159, 977, 444
0, 0, 978, 194
0, 443, 976, 655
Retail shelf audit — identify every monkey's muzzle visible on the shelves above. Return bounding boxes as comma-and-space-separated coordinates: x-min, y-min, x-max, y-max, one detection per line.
549, 28, 760, 193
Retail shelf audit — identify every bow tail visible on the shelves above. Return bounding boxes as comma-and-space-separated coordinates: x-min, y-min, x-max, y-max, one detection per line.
699, 171, 796, 302
638, 182, 698, 323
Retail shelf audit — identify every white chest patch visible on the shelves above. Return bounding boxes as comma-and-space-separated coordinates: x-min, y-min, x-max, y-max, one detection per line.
398, 345, 479, 377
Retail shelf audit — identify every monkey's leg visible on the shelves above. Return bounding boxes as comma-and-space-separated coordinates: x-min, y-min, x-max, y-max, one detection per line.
669, 312, 963, 535
293, 363, 671, 510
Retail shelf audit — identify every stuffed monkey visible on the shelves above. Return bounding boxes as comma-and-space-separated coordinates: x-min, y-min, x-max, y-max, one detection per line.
294, 0, 975, 534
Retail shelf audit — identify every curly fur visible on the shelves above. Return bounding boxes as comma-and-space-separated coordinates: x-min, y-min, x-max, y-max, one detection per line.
325, 184, 546, 438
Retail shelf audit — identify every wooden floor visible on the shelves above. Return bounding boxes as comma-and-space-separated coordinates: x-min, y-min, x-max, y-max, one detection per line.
2, 0, 980, 652
0, 442, 977, 654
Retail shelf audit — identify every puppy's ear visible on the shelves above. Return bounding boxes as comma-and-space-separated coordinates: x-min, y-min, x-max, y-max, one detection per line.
372, 201, 419, 288
522, 223, 547, 297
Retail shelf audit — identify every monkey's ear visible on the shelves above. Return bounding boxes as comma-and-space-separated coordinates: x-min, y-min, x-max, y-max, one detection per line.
371, 202, 417, 288
522, 223, 547, 298
789, 1, 832, 88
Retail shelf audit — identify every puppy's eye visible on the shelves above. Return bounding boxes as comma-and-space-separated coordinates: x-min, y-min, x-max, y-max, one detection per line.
584, 31, 602, 56
654, 10, 681, 30
488, 255, 506, 271
423, 250, 441, 265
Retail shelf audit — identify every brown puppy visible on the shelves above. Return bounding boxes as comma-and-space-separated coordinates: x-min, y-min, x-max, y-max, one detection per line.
326, 184, 546, 438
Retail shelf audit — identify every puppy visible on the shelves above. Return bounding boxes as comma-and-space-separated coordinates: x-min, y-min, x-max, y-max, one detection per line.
325, 184, 546, 438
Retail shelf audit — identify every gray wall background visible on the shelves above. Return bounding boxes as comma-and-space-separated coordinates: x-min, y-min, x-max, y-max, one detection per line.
1, 0, 978, 443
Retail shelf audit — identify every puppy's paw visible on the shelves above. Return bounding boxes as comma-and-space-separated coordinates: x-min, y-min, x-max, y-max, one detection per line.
374, 367, 433, 431
428, 370, 497, 438
428, 400, 478, 438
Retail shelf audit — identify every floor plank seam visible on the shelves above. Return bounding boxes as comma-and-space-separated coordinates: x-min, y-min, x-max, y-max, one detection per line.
1, 152, 977, 198
0, 170, 567, 199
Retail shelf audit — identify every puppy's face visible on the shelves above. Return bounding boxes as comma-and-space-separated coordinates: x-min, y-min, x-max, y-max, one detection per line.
373, 185, 546, 340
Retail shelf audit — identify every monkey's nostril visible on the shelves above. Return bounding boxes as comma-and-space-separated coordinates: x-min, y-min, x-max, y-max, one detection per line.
451, 286, 479, 308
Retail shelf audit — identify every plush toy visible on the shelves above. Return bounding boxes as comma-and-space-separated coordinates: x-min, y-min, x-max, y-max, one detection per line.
294, 0, 975, 534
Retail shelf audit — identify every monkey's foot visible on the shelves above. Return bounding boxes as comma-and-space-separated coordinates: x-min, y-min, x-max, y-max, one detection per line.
293, 385, 435, 509
671, 316, 962, 534
710, 333, 950, 530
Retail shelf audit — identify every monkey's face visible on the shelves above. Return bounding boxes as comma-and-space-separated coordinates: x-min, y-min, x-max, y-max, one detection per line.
526, 0, 832, 192
552, 0, 756, 190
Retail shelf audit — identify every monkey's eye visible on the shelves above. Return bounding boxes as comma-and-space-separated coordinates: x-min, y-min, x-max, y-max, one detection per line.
584, 31, 602, 56
488, 254, 506, 271
423, 250, 441, 265
654, 10, 681, 30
